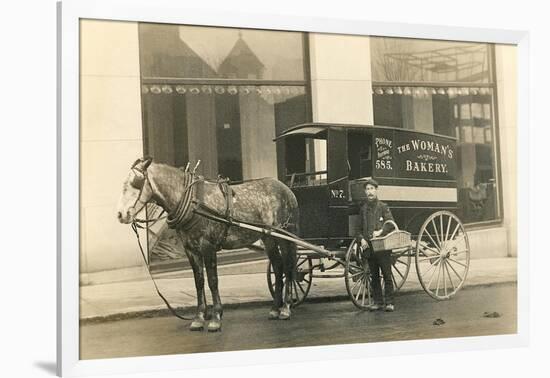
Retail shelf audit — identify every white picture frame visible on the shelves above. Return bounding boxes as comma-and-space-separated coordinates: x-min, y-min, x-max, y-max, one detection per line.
57, 0, 530, 376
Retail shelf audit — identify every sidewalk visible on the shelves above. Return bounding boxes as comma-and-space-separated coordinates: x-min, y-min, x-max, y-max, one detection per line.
80, 257, 517, 321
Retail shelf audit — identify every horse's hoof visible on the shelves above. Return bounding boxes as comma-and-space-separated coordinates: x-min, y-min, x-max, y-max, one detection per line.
207, 320, 222, 332
189, 323, 204, 331
189, 318, 205, 331
268, 309, 280, 320
278, 308, 291, 320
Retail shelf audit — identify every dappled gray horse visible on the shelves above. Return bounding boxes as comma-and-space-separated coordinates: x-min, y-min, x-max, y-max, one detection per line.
117, 158, 299, 332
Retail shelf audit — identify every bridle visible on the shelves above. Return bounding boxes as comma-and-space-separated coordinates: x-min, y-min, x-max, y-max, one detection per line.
128, 158, 164, 225
128, 158, 203, 227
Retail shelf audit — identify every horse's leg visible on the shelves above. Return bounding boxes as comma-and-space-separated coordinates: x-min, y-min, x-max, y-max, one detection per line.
185, 249, 207, 331
204, 249, 223, 332
263, 237, 283, 319
279, 239, 297, 320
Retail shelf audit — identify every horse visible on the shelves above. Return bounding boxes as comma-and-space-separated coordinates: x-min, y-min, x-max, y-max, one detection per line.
116, 157, 299, 332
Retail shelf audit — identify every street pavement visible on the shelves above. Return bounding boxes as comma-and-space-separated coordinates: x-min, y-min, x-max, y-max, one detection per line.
80, 282, 517, 359
80, 257, 517, 321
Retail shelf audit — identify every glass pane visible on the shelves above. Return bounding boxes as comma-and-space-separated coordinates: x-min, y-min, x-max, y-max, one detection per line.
139, 23, 305, 81
371, 37, 492, 83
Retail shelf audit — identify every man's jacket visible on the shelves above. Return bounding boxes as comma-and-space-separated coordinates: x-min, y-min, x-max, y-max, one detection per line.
357, 199, 394, 240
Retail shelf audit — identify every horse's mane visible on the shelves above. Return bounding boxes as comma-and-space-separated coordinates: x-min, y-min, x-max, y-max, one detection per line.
149, 162, 187, 188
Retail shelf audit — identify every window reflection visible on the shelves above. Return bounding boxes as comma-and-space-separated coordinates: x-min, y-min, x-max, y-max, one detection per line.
139, 23, 305, 80
371, 37, 491, 83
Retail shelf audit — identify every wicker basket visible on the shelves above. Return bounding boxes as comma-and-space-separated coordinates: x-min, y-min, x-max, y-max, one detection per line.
370, 220, 411, 252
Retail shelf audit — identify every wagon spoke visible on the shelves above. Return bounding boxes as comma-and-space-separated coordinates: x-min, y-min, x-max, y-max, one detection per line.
418, 256, 439, 262
350, 270, 364, 279
446, 259, 464, 282
424, 230, 441, 251
434, 260, 443, 295
420, 245, 441, 256
448, 222, 461, 242
351, 276, 364, 293
395, 258, 409, 266
444, 214, 452, 242
431, 219, 442, 247
447, 257, 468, 268
355, 279, 366, 301
439, 214, 445, 242
443, 259, 448, 297
444, 261, 456, 292
392, 264, 405, 280
420, 256, 440, 278
296, 258, 308, 268
393, 249, 409, 258
361, 280, 367, 306
450, 250, 469, 256
296, 280, 306, 296
425, 257, 442, 288
391, 272, 398, 289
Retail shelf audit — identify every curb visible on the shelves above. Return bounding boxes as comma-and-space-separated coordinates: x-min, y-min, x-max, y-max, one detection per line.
80, 280, 516, 325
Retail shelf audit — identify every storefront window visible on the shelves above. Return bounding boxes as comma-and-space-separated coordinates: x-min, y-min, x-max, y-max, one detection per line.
138, 23, 309, 266
370, 37, 499, 224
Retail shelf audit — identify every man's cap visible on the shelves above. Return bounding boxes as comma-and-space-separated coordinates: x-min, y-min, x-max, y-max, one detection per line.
364, 178, 379, 188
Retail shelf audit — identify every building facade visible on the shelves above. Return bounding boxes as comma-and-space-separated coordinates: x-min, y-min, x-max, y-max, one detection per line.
80, 19, 516, 276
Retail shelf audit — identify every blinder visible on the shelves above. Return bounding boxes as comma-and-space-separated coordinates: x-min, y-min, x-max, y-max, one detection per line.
129, 157, 153, 189
130, 170, 146, 189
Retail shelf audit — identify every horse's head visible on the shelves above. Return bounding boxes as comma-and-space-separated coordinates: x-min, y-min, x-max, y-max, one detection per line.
116, 157, 154, 224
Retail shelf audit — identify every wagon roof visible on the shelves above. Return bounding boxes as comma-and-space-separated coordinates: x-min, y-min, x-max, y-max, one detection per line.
275, 122, 458, 142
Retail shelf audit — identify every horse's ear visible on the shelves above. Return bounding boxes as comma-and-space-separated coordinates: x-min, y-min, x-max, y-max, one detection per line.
143, 157, 153, 169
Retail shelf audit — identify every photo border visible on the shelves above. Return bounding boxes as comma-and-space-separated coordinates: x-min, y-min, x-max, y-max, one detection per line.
58, 0, 529, 376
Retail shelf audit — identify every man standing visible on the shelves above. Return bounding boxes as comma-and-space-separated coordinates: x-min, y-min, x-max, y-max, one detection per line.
356, 179, 396, 312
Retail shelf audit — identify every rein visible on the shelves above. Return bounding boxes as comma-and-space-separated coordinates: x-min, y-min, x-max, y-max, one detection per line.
130, 221, 194, 320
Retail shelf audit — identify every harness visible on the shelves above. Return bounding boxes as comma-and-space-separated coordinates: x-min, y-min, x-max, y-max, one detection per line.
133, 159, 236, 250
165, 171, 202, 231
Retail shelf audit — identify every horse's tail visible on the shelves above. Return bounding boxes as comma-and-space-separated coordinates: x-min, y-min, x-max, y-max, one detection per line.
286, 201, 300, 237
276, 178, 299, 236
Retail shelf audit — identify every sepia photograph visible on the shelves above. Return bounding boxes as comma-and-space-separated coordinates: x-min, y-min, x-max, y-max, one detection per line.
74, 12, 518, 367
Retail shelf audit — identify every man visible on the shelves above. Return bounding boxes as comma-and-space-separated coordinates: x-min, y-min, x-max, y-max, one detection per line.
356, 178, 396, 312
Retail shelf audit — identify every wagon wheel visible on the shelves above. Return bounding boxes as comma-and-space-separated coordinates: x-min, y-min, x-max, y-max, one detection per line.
415, 211, 470, 300
344, 239, 372, 310
267, 254, 313, 307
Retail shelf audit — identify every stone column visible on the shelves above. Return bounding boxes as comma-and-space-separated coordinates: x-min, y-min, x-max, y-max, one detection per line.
308, 33, 374, 170
495, 44, 518, 257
